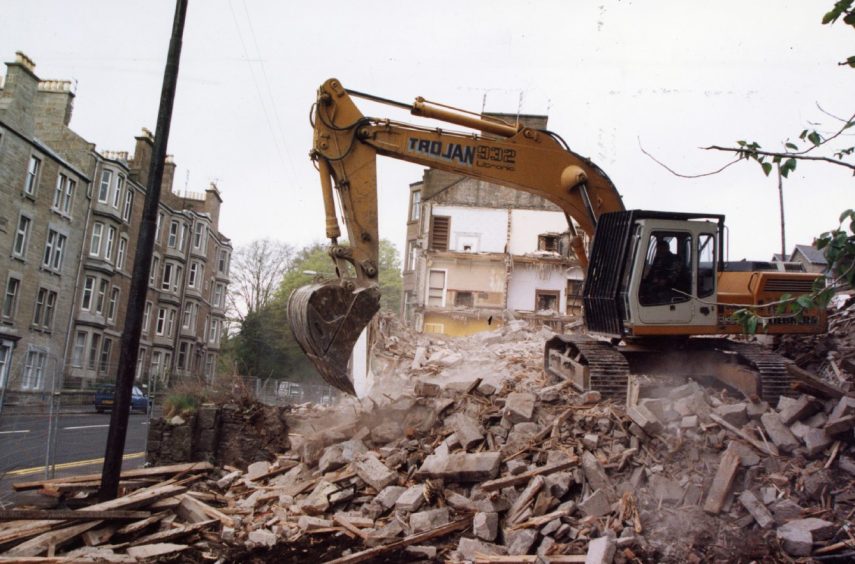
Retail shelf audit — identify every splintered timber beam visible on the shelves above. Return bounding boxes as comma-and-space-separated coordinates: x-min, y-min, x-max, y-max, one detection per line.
325, 517, 472, 564
0, 510, 150, 522
13, 462, 213, 491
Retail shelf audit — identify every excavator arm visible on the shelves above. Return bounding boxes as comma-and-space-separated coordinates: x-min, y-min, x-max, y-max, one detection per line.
289, 78, 625, 393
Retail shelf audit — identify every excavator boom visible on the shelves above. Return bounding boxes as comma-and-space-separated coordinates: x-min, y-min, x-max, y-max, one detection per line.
289, 78, 624, 393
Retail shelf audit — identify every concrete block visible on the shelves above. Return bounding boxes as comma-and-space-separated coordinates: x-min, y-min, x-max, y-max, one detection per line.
297, 515, 332, 530
503, 392, 536, 424
246, 461, 270, 480
585, 536, 617, 564
247, 528, 277, 547
738, 491, 774, 529
355, 453, 398, 491
504, 528, 538, 555
457, 537, 506, 560
803, 428, 832, 456
771, 499, 804, 525
409, 507, 449, 533
714, 403, 749, 427
839, 455, 855, 476
579, 489, 612, 517
779, 395, 819, 425
760, 413, 800, 452
473, 511, 499, 541
777, 526, 812, 557
370, 421, 402, 444
582, 433, 599, 450
582, 451, 612, 492
627, 404, 663, 435
746, 401, 770, 421
780, 518, 835, 541
373, 485, 407, 510
395, 485, 425, 512
416, 451, 501, 482
446, 413, 484, 450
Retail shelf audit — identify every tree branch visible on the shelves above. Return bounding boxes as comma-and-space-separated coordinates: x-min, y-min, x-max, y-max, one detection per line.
637, 138, 742, 178
704, 145, 855, 172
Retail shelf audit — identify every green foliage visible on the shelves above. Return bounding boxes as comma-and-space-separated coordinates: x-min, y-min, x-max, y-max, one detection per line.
163, 392, 200, 417
378, 239, 403, 313
735, 209, 855, 334
231, 240, 403, 382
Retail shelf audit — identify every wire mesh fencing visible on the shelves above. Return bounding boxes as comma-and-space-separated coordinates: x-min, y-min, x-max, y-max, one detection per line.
0, 356, 337, 504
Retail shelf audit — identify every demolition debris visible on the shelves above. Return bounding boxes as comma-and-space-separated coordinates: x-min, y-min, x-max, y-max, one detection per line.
1, 312, 854, 562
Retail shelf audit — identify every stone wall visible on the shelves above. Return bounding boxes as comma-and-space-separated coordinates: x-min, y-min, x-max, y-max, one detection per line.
146, 402, 290, 468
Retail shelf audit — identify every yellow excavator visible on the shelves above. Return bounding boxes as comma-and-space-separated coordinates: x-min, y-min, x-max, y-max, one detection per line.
288, 78, 826, 402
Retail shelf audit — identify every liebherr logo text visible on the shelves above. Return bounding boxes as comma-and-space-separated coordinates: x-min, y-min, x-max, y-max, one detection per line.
407, 138, 516, 170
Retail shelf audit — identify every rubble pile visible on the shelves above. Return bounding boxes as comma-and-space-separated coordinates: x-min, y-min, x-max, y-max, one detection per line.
2, 321, 855, 562
775, 301, 855, 392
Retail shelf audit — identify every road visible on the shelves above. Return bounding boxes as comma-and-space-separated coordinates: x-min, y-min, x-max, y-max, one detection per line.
0, 413, 148, 479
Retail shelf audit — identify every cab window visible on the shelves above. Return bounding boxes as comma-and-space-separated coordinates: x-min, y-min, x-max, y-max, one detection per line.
698, 233, 716, 298
639, 232, 692, 306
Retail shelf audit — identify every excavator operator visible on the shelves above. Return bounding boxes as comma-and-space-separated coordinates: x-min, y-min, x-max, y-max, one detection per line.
640, 238, 686, 306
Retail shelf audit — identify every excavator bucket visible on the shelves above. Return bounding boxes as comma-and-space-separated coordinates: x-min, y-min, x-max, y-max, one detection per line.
287, 281, 381, 395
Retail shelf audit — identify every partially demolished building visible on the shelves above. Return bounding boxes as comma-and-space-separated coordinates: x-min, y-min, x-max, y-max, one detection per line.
401, 115, 585, 337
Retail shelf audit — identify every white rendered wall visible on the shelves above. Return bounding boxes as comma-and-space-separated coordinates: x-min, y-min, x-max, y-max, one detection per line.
507, 263, 569, 312
508, 210, 568, 255
433, 206, 507, 253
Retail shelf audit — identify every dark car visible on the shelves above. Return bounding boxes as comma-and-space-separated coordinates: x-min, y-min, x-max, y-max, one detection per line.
94, 384, 149, 414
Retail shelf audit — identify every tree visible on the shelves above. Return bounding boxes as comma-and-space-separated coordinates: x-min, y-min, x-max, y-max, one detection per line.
228, 239, 294, 322
275, 239, 403, 314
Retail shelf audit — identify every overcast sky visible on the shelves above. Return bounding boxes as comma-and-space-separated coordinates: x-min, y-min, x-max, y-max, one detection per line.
2, 0, 852, 262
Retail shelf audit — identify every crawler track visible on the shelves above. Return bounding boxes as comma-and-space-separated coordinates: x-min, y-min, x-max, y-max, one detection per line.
722, 341, 793, 403
545, 335, 629, 400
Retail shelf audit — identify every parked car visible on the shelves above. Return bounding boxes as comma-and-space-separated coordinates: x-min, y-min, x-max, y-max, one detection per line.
94, 384, 149, 414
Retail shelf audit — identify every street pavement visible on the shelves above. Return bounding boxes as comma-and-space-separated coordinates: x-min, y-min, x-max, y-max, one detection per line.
0, 410, 150, 506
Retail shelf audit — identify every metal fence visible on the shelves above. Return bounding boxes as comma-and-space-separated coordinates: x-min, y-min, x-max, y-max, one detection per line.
0, 359, 336, 504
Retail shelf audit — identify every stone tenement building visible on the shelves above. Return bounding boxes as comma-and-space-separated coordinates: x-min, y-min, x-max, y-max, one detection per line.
0, 52, 231, 404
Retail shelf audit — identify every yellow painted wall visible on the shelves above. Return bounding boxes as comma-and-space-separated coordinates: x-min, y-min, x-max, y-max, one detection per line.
423, 312, 503, 336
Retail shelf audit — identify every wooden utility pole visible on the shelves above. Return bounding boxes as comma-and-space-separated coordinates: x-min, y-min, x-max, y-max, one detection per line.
777, 163, 787, 259
99, 0, 188, 501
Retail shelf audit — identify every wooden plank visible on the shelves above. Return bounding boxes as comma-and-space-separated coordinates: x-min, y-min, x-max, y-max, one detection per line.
479, 459, 577, 492
703, 450, 741, 514
3, 521, 103, 558
709, 414, 779, 457
325, 517, 472, 564
128, 520, 217, 547
474, 556, 587, 564
788, 364, 853, 400
0, 510, 149, 522
249, 460, 299, 483
0, 558, 98, 563
13, 462, 213, 492
332, 515, 369, 540
81, 524, 118, 547
176, 494, 234, 528
126, 543, 189, 559
114, 511, 170, 536
0, 483, 185, 547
